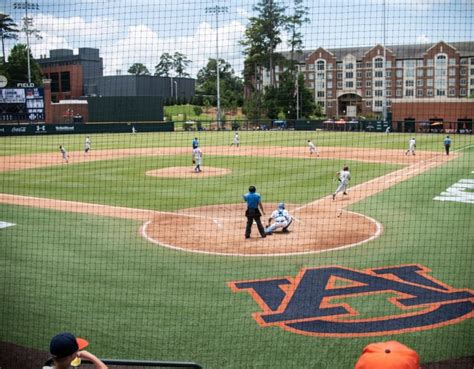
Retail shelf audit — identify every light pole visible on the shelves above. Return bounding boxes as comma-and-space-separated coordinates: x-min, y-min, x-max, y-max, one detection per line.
13, 0, 40, 84
382, 0, 387, 122
174, 80, 178, 100
205, 5, 228, 129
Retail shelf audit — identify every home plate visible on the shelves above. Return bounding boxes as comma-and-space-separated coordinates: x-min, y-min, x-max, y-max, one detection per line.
0, 221, 16, 229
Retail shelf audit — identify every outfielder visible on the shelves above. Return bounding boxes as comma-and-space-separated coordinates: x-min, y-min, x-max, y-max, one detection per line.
265, 203, 293, 235
307, 140, 318, 156
192, 146, 203, 173
333, 165, 351, 200
406, 137, 416, 156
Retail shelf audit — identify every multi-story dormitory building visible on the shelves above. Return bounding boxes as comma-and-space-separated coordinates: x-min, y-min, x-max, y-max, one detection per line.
252, 41, 474, 119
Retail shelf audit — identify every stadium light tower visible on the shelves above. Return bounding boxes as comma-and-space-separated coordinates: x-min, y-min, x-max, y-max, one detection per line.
382, 0, 387, 122
205, 5, 228, 129
13, 0, 40, 84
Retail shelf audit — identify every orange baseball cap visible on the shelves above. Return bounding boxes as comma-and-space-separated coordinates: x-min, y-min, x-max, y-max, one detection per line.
354, 341, 420, 369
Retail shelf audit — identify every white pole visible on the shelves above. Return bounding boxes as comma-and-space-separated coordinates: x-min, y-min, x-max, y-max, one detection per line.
216, 10, 221, 128
25, 0, 31, 83
382, 0, 387, 122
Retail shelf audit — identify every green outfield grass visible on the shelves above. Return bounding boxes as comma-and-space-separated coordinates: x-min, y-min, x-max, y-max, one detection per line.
0, 131, 473, 369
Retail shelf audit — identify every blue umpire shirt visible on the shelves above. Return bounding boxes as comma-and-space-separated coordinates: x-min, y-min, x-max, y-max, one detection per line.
243, 192, 261, 209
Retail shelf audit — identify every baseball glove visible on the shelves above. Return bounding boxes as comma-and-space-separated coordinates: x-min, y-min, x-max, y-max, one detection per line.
192, 159, 196, 164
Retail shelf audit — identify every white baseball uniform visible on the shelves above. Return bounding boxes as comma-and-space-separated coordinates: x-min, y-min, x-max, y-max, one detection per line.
406, 138, 416, 155
84, 137, 91, 153
265, 208, 293, 234
232, 133, 240, 146
308, 141, 317, 155
334, 169, 351, 195
193, 147, 202, 172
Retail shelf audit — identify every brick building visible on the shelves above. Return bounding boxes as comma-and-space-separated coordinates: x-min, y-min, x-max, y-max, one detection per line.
253, 41, 474, 118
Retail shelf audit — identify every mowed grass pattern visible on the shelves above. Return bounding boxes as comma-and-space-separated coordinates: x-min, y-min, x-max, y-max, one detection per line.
0, 131, 473, 369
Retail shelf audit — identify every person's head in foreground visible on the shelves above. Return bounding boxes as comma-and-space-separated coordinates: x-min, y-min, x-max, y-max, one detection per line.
354, 341, 420, 369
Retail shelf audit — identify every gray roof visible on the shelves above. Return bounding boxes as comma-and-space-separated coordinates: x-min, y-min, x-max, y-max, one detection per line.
281, 41, 474, 63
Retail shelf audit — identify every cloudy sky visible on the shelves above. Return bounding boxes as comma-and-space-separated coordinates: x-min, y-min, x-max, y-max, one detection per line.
4, 0, 473, 77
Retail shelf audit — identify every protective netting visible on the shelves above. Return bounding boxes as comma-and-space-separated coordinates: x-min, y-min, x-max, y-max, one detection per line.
0, 1, 473, 369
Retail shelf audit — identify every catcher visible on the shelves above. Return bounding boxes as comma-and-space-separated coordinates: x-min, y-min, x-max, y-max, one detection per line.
265, 203, 293, 235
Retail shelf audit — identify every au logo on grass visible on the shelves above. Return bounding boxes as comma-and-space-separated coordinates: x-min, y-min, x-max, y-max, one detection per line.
228, 264, 474, 337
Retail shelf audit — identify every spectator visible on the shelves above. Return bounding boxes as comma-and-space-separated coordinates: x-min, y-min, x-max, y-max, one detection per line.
354, 341, 420, 369
45, 332, 107, 369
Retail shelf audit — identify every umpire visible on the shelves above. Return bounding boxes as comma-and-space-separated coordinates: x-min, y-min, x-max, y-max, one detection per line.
243, 186, 266, 239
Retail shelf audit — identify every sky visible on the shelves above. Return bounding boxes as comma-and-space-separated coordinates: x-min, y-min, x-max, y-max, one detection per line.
3, 0, 473, 78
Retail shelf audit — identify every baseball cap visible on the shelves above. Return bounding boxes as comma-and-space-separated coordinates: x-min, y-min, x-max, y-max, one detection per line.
50, 332, 89, 358
355, 341, 420, 369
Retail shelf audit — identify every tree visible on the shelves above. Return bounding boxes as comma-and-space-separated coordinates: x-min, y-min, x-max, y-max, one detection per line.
0, 13, 19, 64
173, 52, 191, 77
154, 52, 173, 77
5, 43, 42, 85
240, 0, 286, 87
127, 63, 150, 75
196, 58, 244, 111
284, 0, 309, 74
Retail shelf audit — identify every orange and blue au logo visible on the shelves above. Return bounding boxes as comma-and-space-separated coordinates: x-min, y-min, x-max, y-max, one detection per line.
228, 265, 474, 337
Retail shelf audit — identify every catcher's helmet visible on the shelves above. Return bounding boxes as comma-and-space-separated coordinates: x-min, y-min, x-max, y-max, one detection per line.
278, 202, 285, 209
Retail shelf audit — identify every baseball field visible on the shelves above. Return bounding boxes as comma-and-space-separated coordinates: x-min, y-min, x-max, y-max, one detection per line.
0, 130, 473, 368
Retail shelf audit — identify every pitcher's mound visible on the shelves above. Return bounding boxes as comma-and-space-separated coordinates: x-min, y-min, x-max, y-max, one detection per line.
146, 166, 231, 178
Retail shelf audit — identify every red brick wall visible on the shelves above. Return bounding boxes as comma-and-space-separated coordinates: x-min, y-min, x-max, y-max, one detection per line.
43, 79, 88, 124
392, 101, 474, 122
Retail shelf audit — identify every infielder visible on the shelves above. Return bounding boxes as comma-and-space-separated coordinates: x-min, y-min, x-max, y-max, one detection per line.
265, 203, 293, 235
406, 137, 416, 156
333, 165, 351, 200
59, 145, 69, 163
84, 136, 91, 154
230, 132, 240, 147
192, 146, 203, 173
307, 140, 318, 156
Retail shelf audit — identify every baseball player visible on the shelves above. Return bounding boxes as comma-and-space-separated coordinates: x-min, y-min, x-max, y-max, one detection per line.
243, 185, 266, 239
84, 136, 91, 154
265, 203, 293, 235
131, 126, 137, 134
230, 132, 240, 147
332, 165, 351, 200
406, 137, 416, 156
307, 140, 318, 156
59, 145, 69, 163
192, 146, 203, 173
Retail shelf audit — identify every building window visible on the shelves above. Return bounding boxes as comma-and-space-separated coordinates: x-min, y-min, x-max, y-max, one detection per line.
405, 89, 414, 96
317, 72, 324, 80
449, 78, 456, 86
60, 71, 71, 92
374, 58, 384, 68
346, 72, 353, 78
356, 81, 361, 88
366, 62, 372, 68
327, 90, 333, 97
448, 68, 456, 76
386, 90, 392, 97
375, 90, 383, 96
366, 71, 372, 78
396, 89, 402, 97
427, 79, 434, 87
327, 73, 333, 80
449, 58, 456, 65
374, 71, 383, 78
396, 60, 403, 67
471, 57, 474, 65
366, 81, 372, 88
308, 64, 314, 70
460, 78, 467, 85
50, 72, 60, 93
436, 89, 446, 96
396, 80, 403, 87
375, 80, 383, 87
375, 100, 383, 107
345, 63, 354, 69
337, 62, 343, 69
471, 78, 474, 85
460, 58, 467, 65
417, 60, 424, 67
366, 100, 372, 107
366, 90, 372, 97
309, 73, 314, 80
317, 60, 325, 70
337, 81, 342, 89
396, 70, 403, 78
337, 72, 343, 79
346, 81, 354, 88
386, 80, 392, 87
387, 99, 392, 106
357, 71, 362, 78
417, 80, 423, 87
386, 61, 392, 68
309, 82, 314, 88
417, 89, 423, 97
471, 68, 474, 75
318, 101, 325, 107
327, 81, 333, 89
356, 62, 362, 68
327, 63, 333, 70
427, 69, 434, 77
317, 91, 325, 97
448, 88, 456, 96
386, 70, 391, 77
405, 80, 414, 87
427, 59, 434, 67
417, 69, 424, 77
460, 88, 466, 96
427, 89, 433, 96
460, 68, 467, 76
